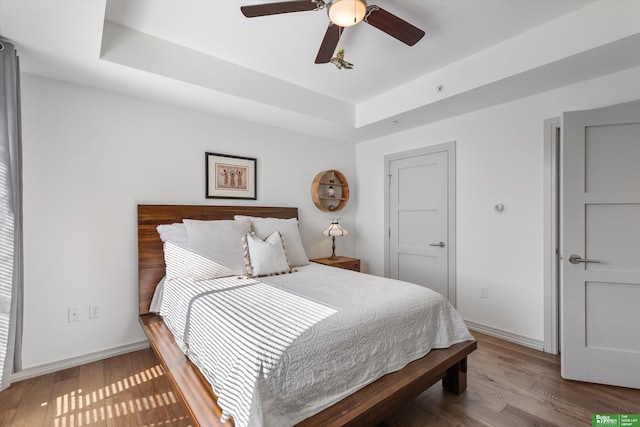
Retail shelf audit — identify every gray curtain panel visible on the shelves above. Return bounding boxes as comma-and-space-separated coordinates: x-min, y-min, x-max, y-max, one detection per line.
0, 38, 23, 391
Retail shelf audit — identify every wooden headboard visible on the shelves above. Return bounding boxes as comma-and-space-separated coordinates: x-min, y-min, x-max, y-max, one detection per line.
137, 205, 299, 315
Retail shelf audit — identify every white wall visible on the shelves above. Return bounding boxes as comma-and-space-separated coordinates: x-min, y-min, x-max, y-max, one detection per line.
355, 66, 640, 342
19, 74, 356, 370
19, 64, 640, 370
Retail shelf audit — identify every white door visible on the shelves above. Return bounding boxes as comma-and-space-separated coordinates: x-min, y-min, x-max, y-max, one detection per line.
386, 143, 455, 303
561, 103, 640, 388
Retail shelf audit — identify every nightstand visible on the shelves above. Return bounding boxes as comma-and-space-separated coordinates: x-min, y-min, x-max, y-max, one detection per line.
311, 256, 360, 272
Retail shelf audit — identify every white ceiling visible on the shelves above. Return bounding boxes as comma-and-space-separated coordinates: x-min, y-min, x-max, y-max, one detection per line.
1, 0, 639, 142
104, 0, 593, 103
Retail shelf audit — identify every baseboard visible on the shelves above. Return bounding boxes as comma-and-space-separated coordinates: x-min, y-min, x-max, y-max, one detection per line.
11, 339, 150, 383
465, 320, 544, 352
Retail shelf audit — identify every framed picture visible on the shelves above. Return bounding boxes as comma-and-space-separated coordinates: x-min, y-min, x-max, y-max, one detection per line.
205, 152, 257, 200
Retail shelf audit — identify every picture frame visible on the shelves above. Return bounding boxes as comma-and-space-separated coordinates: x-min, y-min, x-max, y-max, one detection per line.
205, 152, 257, 200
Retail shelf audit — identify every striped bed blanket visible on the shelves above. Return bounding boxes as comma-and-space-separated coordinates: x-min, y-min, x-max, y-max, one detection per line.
159, 262, 473, 427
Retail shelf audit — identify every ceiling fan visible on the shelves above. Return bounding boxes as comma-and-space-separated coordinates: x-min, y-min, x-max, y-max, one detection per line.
240, 0, 425, 64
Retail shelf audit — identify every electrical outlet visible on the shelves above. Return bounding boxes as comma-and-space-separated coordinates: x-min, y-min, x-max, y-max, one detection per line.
68, 307, 80, 322
480, 286, 488, 299
89, 304, 100, 319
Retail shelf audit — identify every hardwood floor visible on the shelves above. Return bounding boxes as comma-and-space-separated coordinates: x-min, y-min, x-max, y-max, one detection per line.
0, 348, 192, 427
382, 333, 640, 427
1, 332, 639, 426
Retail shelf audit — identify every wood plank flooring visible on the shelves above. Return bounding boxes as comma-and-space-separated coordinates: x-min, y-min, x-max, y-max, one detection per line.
1, 332, 639, 426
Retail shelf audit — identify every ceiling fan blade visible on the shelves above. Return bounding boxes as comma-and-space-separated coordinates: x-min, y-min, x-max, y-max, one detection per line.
364, 6, 425, 46
315, 23, 343, 64
241, 1, 323, 18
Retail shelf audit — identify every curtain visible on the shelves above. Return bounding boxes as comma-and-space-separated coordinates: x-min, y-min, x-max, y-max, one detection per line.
0, 38, 23, 391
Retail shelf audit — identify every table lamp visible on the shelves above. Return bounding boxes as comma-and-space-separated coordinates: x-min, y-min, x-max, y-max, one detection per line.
322, 219, 348, 260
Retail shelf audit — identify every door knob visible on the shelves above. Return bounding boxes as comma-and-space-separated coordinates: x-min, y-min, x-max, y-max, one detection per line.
568, 254, 600, 264
429, 242, 445, 248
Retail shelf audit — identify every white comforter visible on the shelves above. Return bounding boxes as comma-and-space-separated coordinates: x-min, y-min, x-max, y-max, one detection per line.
159, 263, 473, 427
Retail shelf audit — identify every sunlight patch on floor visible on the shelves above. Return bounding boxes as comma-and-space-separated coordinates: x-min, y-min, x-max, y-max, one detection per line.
48, 364, 191, 426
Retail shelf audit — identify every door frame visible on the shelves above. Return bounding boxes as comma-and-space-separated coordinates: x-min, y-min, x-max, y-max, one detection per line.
384, 141, 457, 307
543, 117, 561, 354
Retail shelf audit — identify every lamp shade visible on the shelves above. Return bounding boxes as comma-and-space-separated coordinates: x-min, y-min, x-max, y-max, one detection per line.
328, 0, 367, 27
322, 219, 348, 237
322, 219, 348, 260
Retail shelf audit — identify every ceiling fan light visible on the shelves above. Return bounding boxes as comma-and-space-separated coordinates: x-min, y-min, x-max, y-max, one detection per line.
328, 0, 367, 27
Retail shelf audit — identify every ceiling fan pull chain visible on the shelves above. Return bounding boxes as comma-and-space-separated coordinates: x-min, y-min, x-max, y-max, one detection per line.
353, 0, 357, 24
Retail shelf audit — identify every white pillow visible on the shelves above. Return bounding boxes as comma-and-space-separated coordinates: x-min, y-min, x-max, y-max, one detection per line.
234, 216, 309, 266
163, 241, 193, 280
183, 218, 252, 276
163, 241, 234, 280
243, 231, 292, 277
157, 223, 190, 248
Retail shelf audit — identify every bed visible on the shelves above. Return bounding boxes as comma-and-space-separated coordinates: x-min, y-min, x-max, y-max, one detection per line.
138, 204, 477, 426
